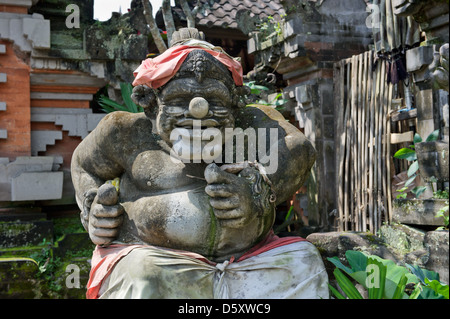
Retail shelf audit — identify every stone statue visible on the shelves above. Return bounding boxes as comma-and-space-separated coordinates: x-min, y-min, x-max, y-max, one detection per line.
71, 28, 328, 299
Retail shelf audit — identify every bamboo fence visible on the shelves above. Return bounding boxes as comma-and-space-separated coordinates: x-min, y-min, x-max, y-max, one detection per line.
334, 50, 394, 234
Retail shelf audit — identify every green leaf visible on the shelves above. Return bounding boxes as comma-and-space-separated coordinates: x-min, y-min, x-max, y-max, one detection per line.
333, 268, 363, 299
392, 274, 408, 299
328, 284, 346, 299
394, 148, 417, 161
424, 278, 449, 299
345, 250, 368, 272
406, 263, 440, 284
407, 161, 419, 177
425, 129, 439, 142
120, 82, 143, 113
413, 133, 423, 144
367, 258, 386, 299
409, 283, 422, 299
99, 96, 128, 112
404, 174, 416, 187
366, 254, 416, 299
396, 193, 407, 199
327, 256, 353, 274
412, 186, 427, 197
419, 286, 446, 299
284, 205, 294, 222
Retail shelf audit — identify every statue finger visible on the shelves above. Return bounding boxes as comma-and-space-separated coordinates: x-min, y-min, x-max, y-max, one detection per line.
213, 208, 244, 220
204, 163, 239, 185
91, 227, 119, 239
89, 234, 115, 246
91, 204, 124, 218
209, 197, 240, 210
90, 215, 123, 229
204, 184, 234, 197
97, 183, 119, 206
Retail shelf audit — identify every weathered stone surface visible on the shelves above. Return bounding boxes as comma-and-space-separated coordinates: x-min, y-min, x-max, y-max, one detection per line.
392, 199, 449, 226
406, 46, 435, 72
53, 232, 94, 258
415, 141, 449, 182
0, 258, 41, 299
0, 220, 53, 248
424, 230, 449, 284
306, 231, 401, 279
11, 171, 64, 201
308, 228, 449, 285
379, 223, 426, 254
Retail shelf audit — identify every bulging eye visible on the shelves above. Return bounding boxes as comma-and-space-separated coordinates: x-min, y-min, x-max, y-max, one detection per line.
164, 106, 185, 116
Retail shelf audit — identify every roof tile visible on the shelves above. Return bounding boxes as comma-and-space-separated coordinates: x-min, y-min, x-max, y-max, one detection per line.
196, 0, 285, 30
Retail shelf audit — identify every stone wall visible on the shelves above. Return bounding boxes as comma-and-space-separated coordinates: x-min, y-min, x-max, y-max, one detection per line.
246, 0, 373, 231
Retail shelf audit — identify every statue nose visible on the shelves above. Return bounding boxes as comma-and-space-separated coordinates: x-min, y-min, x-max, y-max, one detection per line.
188, 97, 209, 119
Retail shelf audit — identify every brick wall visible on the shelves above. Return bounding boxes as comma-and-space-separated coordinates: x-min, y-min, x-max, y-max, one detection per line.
0, 41, 31, 160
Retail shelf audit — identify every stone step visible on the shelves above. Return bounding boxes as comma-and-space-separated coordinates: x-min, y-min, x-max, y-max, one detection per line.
0, 220, 54, 248
392, 199, 449, 226
0, 258, 41, 299
0, 207, 46, 222
0, 245, 44, 258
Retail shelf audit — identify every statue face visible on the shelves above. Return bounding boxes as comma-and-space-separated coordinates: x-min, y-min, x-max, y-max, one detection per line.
156, 77, 236, 162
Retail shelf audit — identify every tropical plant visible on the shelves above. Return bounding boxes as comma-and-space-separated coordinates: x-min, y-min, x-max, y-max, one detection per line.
393, 130, 440, 198
328, 250, 448, 299
244, 81, 288, 110
98, 83, 144, 113
435, 203, 449, 230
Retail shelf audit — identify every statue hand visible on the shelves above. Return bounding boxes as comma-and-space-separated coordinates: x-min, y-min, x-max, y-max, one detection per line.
88, 183, 124, 246
204, 163, 254, 229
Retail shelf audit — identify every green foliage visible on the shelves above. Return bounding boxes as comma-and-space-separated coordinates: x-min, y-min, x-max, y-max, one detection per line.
435, 201, 449, 229
257, 15, 286, 40
29, 239, 63, 293
433, 187, 449, 199
99, 83, 143, 113
393, 130, 439, 198
244, 81, 288, 111
328, 250, 449, 299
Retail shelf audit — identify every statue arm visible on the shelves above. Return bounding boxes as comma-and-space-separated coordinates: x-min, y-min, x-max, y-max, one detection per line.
239, 105, 316, 205
71, 113, 127, 208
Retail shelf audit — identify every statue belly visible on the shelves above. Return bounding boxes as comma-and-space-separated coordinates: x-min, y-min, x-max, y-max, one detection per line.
119, 189, 215, 256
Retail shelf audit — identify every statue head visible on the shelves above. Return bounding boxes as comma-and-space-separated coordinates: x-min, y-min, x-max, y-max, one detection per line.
131, 29, 249, 161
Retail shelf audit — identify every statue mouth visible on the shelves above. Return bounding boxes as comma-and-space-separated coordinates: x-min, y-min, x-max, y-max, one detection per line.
173, 119, 223, 142
175, 118, 220, 129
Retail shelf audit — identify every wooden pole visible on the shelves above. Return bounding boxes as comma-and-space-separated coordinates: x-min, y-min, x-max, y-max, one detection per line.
356, 53, 364, 231
351, 55, 358, 230
344, 61, 352, 231
386, 82, 394, 224
376, 58, 386, 232
336, 60, 346, 231
361, 51, 369, 232
381, 62, 388, 228
142, 0, 167, 53
180, 0, 196, 28
162, 0, 176, 46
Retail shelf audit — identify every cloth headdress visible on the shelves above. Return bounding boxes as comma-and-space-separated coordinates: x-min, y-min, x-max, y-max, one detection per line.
132, 39, 244, 89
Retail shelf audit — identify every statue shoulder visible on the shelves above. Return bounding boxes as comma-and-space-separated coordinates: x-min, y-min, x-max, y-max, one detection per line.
236, 105, 286, 129
84, 111, 156, 156
98, 111, 151, 132
94, 112, 153, 141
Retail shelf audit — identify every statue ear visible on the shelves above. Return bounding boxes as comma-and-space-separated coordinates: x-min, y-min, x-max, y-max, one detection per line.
131, 85, 158, 117
233, 85, 251, 108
